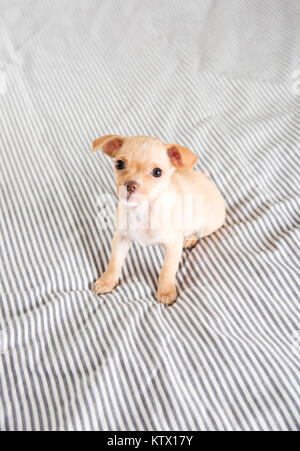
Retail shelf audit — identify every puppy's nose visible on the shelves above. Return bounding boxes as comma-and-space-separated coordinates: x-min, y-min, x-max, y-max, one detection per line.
125, 180, 138, 193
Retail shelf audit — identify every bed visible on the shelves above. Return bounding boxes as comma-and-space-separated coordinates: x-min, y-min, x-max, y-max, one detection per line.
0, 0, 299, 431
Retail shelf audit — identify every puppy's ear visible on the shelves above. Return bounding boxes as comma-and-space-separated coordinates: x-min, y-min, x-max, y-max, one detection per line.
166, 143, 198, 168
91, 134, 126, 157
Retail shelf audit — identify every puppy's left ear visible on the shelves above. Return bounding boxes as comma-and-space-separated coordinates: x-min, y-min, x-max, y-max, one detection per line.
91, 134, 126, 157
166, 143, 198, 168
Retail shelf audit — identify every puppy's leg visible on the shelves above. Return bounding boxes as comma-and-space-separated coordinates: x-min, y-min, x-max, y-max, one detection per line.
157, 236, 183, 305
94, 232, 130, 295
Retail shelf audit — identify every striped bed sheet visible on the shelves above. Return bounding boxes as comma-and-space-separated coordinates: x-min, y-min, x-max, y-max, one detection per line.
0, 0, 299, 431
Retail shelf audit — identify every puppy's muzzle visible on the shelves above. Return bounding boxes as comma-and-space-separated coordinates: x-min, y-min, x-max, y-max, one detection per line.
125, 180, 139, 199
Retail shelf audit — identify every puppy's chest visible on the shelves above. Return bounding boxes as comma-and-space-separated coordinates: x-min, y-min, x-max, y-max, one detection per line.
124, 204, 159, 245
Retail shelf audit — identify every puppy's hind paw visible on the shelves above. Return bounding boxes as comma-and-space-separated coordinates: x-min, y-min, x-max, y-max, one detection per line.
93, 273, 118, 295
183, 234, 199, 249
156, 284, 177, 306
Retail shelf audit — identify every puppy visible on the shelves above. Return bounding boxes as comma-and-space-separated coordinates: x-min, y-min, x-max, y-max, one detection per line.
92, 135, 225, 305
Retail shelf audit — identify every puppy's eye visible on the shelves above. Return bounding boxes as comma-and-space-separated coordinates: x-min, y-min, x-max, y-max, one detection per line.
115, 160, 125, 170
152, 168, 162, 178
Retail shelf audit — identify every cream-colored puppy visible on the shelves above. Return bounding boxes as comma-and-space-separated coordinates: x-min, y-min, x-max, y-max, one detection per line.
92, 135, 225, 305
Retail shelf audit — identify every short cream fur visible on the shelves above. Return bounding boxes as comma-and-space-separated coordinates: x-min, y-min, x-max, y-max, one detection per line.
92, 135, 226, 305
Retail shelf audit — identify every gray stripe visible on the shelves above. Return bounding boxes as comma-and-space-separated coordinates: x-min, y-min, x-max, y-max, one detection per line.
0, 0, 299, 431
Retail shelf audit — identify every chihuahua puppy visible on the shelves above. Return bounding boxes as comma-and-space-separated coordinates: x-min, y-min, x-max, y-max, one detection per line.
92, 135, 225, 305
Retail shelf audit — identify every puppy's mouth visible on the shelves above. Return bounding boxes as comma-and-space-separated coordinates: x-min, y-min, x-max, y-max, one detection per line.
119, 183, 145, 204
127, 191, 134, 201
126, 191, 142, 205
126, 190, 145, 205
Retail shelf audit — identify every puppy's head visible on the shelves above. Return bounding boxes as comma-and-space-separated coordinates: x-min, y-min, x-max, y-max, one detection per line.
91, 135, 197, 205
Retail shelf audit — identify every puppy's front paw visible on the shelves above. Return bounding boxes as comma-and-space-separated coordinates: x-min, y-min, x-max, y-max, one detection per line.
156, 284, 177, 306
93, 272, 118, 295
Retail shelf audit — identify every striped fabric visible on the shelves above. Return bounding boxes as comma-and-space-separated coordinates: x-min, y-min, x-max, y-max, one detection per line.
0, 0, 299, 431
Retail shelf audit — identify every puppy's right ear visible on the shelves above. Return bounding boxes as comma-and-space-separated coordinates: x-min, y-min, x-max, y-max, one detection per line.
91, 134, 126, 157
